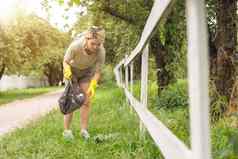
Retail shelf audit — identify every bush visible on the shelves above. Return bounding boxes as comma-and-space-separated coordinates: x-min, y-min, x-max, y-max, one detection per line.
100, 64, 115, 84
156, 79, 188, 109
212, 117, 238, 159
209, 81, 228, 122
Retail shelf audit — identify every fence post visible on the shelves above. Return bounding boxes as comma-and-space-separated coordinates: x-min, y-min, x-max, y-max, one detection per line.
186, 0, 211, 159
119, 66, 123, 87
140, 44, 149, 135
115, 67, 120, 86
130, 62, 134, 93
125, 55, 129, 89
125, 54, 131, 106
129, 62, 134, 112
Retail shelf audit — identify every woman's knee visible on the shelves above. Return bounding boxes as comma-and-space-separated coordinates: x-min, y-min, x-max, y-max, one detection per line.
64, 112, 73, 119
83, 99, 90, 107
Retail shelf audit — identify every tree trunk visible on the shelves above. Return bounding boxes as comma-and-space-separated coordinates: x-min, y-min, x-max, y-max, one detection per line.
44, 63, 62, 86
211, 0, 237, 98
0, 63, 5, 80
150, 35, 173, 93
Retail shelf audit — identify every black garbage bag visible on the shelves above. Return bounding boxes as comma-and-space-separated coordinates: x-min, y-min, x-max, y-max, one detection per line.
58, 80, 85, 114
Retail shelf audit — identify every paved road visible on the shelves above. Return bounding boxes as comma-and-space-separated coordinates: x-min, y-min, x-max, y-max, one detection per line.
0, 90, 63, 136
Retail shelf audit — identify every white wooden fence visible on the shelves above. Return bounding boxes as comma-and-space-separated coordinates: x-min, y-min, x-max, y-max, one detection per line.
114, 0, 211, 159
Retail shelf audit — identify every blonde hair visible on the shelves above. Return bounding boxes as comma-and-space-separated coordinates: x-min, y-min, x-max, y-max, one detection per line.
85, 26, 105, 43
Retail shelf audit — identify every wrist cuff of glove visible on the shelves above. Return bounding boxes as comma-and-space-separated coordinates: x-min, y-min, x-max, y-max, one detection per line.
65, 64, 71, 70
91, 79, 97, 86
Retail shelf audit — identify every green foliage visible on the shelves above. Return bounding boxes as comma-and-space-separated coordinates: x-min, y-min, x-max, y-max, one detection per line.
209, 81, 228, 122
150, 106, 190, 146
152, 102, 238, 159
0, 25, 25, 75
70, 13, 94, 34
100, 64, 115, 84
0, 10, 70, 84
212, 117, 238, 159
206, 0, 216, 36
157, 0, 187, 80
148, 80, 238, 158
148, 56, 157, 82
13, 14, 69, 77
156, 79, 188, 109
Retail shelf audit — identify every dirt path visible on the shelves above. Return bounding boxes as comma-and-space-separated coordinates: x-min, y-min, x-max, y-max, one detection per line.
0, 90, 62, 136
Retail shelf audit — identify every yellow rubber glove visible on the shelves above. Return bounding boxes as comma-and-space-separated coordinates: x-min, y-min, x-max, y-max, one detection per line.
87, 79, 97, 98
63, 64, 72, 80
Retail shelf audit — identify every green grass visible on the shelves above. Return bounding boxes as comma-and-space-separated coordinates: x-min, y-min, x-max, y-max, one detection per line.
0, 87, 61, 106
0, 82, 162, 159
149, 101, 238, 159
150, 105, 238, 159
145, 80, 238, 159
1, 80, 236, 159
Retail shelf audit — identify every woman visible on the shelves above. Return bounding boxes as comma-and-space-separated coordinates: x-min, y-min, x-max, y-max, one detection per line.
62, 26, 106, 140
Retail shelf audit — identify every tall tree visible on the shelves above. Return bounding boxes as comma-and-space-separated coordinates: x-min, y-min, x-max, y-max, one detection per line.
0, 12, 70, 85
209, 0, 237, 99
212, 0, 237, 98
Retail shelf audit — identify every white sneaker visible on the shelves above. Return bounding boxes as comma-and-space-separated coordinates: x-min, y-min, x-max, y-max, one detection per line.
81, 129, 90, 140
63, 130, 74, 140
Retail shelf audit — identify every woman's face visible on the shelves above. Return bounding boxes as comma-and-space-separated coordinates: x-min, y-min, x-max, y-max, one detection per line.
86, 38, 101, 54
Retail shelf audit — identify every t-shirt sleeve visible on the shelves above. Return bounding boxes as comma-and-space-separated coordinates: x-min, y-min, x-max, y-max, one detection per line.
64, 41, 79, 62
95, 46, 106, 72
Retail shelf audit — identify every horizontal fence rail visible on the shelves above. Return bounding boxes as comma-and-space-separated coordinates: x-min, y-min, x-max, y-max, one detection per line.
124, 89, 191, 159
114, 0, 211, 159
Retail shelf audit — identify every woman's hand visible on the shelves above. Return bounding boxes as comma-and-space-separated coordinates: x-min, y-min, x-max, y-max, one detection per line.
64, 64, 72, 80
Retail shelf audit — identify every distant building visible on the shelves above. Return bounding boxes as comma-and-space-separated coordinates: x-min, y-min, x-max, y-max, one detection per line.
0, 75, 49, 91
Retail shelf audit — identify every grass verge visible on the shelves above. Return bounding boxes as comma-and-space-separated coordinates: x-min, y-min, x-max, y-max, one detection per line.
0, 87, 61, 106
0, 82, 162, 159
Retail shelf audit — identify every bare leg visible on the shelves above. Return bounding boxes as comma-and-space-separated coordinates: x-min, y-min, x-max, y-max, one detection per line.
79, 82, 90, 130
64, 112, 73, 130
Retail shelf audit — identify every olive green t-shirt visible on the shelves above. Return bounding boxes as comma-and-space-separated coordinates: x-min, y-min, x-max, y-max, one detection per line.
64, 35, 105, 72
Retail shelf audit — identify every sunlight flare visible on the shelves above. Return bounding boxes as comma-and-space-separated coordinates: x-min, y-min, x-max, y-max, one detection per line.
0, 0, 18, 23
